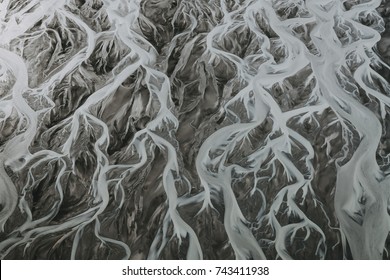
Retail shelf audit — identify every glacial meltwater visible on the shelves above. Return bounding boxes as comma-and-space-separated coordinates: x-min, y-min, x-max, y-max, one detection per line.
0, 0, 390, 259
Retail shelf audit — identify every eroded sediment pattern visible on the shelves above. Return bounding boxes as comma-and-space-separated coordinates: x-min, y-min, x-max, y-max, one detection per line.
0, 0, 390, 259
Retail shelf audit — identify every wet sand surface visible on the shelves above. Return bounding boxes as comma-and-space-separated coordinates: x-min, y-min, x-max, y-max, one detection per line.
0, 0, 390, 259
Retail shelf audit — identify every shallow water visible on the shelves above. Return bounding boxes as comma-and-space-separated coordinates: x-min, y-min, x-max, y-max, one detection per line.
0, 0, 390, 259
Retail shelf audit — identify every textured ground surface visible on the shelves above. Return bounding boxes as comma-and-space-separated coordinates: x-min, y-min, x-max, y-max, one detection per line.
0, 0, 390, 260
